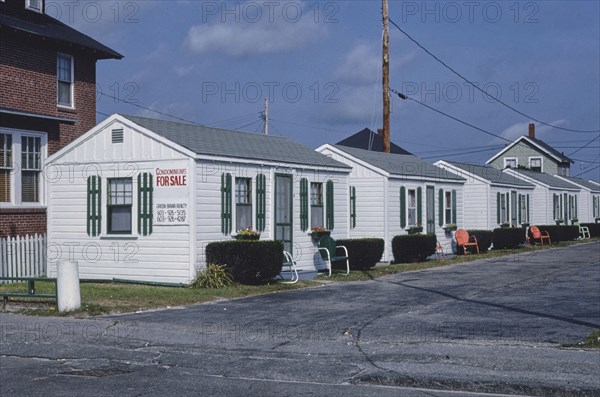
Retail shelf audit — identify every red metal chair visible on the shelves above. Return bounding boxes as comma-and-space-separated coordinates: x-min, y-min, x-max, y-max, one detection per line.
455, 229, 479, 255
529, 226, 551, 245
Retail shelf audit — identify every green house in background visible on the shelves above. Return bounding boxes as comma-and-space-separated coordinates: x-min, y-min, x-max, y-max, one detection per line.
486, 124, 574, 176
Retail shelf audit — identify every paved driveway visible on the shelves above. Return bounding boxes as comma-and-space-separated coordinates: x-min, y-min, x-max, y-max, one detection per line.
1, 242, 599, 396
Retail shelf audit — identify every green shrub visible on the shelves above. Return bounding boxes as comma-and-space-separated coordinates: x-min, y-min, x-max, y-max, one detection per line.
581, 223, 600, 237
529, 225, 579, 243
455, 230, 493, 254
335, 238, 384, 270
190, 263, 234, 289
492, 228, 526, 249
392, 234, 436, 263
205, 240, 284, 285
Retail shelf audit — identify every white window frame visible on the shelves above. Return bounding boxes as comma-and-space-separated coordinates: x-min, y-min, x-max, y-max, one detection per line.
520, 194, 528, 223
500, 193, 508, 223
407, 188, 417, 226
0, 128, 47, 208
26, 0, 43, 13
528, 157, 543, 172
57, 53, 75, 109
444, 191, 452, 225
234, 177, 252, 232
310, 181, 324, 228
504, 157, 518, 169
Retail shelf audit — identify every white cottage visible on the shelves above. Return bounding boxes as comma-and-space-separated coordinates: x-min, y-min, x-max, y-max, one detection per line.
553, 175, 600, 223
45, 114, 351, 283
316, 144, 465, 261
503, 169, 581, 225
434, 161, 535, 229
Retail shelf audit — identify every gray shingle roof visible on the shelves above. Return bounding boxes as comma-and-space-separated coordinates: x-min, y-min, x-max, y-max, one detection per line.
122, 115, 351, 170
555, 175, 600, 192
333, 145, 464, 181
529, 137, 573, 163
0, 13, 122, 59
509, 169, 580, 190
447, 162, 534, 187
336, 128, 412, 155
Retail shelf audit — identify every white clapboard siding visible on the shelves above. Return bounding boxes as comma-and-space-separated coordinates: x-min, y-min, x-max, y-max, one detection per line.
0, 234, 47, 280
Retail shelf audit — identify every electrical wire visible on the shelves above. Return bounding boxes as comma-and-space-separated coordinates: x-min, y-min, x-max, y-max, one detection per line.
390, 88, 513, 143
568, 135, 600, 156
388, 18, 600, 134
421, 146, 503, 160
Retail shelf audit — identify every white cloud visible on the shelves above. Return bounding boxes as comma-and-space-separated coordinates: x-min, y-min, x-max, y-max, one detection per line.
334, 41, 414, 86
497, 120, 568, 142
185, 2, 325, 57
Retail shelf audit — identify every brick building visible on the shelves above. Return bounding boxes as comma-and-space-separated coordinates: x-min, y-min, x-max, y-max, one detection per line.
0, 0, 122, 237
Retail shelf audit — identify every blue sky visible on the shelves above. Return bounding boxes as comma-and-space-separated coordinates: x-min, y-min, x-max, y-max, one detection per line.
56, 0, 599, 180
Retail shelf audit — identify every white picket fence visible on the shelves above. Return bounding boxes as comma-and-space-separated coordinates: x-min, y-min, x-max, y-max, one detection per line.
0, 234, 47, 280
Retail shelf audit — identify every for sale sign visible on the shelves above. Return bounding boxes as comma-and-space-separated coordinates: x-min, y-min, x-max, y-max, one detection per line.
154, 166, 190, 226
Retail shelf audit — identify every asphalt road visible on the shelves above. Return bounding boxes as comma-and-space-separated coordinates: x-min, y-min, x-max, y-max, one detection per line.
1, 241, 599, 397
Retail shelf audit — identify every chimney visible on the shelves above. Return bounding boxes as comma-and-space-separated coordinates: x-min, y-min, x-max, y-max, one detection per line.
528, 123, 535, 139
377, 128, 383, 137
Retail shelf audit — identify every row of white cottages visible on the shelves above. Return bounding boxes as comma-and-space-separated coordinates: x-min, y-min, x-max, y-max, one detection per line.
45, 114, 600, 283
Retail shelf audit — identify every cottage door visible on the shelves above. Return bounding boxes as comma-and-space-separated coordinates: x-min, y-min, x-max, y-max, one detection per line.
426, 186, 435, 234
511, 191, 518, 226
274, 174, 293, 254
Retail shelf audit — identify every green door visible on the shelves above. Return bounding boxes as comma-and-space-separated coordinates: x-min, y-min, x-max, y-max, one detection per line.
274, 174, 293, 253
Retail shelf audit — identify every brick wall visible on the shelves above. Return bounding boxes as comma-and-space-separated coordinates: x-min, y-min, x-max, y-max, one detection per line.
0, 208, 47, 237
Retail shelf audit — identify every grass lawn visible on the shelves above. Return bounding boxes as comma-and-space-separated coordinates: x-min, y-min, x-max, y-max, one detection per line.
563, 329, 600, 348
1, 238, 597, 317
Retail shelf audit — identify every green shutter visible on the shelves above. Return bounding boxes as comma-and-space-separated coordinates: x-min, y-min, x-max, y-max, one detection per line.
137, 172, 154, 236
438, 189, 444, 226
299, 178, 308, 231
256, 174, 266, 232
350, 186, 356, 229
496, 192, 501, 224
221, 173, 232, 235
563, 193, 568, 220
518, 194, 522, 223
526, 194, 530, 222
416, 187, 422, 225
326, 180, 334, 230
400, 186, 406, 228
87, 176, 101, 237
452, 190, 457, 224
574, 195, 578, 218
553, 194, 557, 219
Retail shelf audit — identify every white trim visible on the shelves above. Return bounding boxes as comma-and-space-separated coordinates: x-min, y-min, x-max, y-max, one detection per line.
504, 168, 580, 191
57, 53, 75, 109
0, 127, 47, 207
503, 157, 518, 169
528, 156, 543, 172
486, 136, 572, 165
554, 175, 600, 193
434, 160, 534, 190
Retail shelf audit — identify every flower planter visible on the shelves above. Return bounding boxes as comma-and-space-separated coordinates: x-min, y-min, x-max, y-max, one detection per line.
311, 231, 331, 241
520, 222, 530, 228
443, 225, 457, 233
407, 226, 423, 235
555, 220, 564, 226
500, 223, 510, 229
235, 234, 260, 241
570, 219, 578, 225
596, 217, 600, 224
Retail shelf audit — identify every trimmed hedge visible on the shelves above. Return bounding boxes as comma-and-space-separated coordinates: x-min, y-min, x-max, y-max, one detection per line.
392, 234, 436, 263
459, 230, 493, 254
528, 225, 579, 244
335, 238, 385, 270
205, 240, 283, 285
492, 228, 526, 249
581, 223, 600, 238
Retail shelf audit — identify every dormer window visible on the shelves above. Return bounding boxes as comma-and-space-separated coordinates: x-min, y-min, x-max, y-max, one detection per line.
57, 53, 74, 108
504, 158, 517, 169
529, 157, 542, 172
26, 0, 43, 13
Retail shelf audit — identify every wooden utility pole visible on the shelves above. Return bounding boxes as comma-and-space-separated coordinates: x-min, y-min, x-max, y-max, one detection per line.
263, 97, 269, 135
382, 0, 391, 153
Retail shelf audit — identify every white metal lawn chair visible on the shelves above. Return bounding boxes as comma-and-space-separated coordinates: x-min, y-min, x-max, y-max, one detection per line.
281, 251, 299, 284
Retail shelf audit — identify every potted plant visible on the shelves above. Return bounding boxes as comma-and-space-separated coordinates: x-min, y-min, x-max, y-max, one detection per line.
235, 227, 261, 240
310, 226, 330, 240
595, 217, 600, 224
570, 217, 579, 225
555, 218, 564, 225
407, 224, 423, 234
443, 223, 457, 232
520, 222, 530, 228
499, 222, 510, 228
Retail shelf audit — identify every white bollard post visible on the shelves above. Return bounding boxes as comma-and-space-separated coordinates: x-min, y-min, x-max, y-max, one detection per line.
57, 261, 81, 312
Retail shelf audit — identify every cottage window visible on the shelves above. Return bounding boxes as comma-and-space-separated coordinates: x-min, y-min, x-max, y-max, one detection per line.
235, 177, 252, 231
108, 178, 133, 234
0, 133, 12, 202
519, 194, 528, 223
504, 158, 517, 169
310, 182, 323, 228
499, 194, 508, 223
57, 53, 74, 107
529, 157, 542, 172
407, 189, 417, 226
21, 136, 41, 203
444, 191, 452, 224
26, 0, 42, 12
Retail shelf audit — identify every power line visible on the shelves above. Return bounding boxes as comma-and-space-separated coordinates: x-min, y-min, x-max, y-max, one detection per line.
388, 18, 600, 134
270, 118, 349, 135
421, 146, 502, 160
568, 135, 600, 156
574, 164, 600, 177
390, 88, 513, 143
